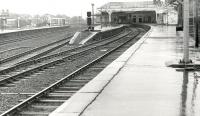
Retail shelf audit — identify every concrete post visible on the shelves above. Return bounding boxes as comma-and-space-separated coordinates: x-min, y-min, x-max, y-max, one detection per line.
156, 13, 159, 24
183, 0, 190, 63
49, 17, 52, 27
92, 3, 95, 26
195, 0, 199, 48
108, 11, 112, 26
17, 17, 20, 29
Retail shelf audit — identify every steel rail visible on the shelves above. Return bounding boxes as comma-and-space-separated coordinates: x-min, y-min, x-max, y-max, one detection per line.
0, 34, 73, 65
0, 27, 144, 116
0, 29, 132, 86
0, 27, 127, 75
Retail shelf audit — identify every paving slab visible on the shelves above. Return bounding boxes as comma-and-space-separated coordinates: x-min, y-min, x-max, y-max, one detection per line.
80, 25, 200, 116
49, 93, 98, 116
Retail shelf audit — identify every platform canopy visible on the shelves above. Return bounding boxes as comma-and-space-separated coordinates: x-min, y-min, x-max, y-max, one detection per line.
96, 1, 177, 24
97, 1, 167, 13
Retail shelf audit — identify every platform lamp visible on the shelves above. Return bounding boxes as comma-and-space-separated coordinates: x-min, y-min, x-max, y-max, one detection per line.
182, 0, 190, 63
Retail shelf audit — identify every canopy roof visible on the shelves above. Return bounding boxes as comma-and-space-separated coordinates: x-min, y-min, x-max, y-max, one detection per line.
98, 1, 155, 10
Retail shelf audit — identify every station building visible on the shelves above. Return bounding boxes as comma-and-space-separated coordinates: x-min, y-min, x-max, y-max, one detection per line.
50, 18, 66, 26
96, 1, 178, 25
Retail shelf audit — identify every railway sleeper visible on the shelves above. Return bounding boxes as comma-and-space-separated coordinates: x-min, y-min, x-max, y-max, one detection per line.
41, 86, 80, 91
45, 94, 71, 100
90, 65, 107, 69
80, 73, 96, 77
70, 78, 92, 81
58, 86, 80, 90
53, 90, 77, 93
65, 80, 90, 86
53, 89, 78, 93
8, 71, 23, 76
30, 101, 62, 107
30, 105, 58, 109
20, 105, 55, 112
47, 67, 55, 69
19, 99, 66, 107
21, 76, 32, 79
74, 76, 95, 80
96, 62, 111, 66
101, 57, 116, 61
12, 81, 21, 84
62, 83, 85, 87
2, 83, 15, 87
18, 111, 49, 116
84, 67, 104, 71
38, 99, 67, 103
107, 53, 122, 58
0, 74, 11, 78
69, 79, 90, 83
48, 92, 73, 97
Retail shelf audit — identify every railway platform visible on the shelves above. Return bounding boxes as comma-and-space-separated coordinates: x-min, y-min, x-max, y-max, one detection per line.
50, 25, 200, 116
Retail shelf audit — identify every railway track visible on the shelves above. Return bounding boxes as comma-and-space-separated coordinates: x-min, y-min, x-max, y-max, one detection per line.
0, 26, 148, 116
0, 28, 130, 86
0, 26, 70, 46
0, 27, 127, 75
0, 26, 87, 63
0, 34, 73, 70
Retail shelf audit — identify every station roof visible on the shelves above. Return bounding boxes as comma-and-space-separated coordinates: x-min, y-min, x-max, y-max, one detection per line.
97, 1, 173, 14
98, 1, 156, 10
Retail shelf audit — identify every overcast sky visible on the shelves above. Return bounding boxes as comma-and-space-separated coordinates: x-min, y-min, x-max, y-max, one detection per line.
0, 0, 155, 17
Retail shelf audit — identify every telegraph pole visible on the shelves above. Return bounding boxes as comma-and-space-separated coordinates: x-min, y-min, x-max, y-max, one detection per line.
183, 0, 190, 63
100, 8, 102, 29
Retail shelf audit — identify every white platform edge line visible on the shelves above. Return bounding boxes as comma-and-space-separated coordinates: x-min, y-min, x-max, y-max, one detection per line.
79, 32, 98, 44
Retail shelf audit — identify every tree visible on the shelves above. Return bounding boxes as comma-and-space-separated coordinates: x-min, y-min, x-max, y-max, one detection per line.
165, 0, 183, 26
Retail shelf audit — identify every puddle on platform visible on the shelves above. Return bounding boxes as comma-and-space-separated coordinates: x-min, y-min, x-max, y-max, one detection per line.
180, 71, 200, 116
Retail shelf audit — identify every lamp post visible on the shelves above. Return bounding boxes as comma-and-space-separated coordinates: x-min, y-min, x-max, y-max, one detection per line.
183, 0, 190, 63
91, 3, 94, 27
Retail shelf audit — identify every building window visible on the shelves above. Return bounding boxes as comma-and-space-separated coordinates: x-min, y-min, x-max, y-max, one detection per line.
148, 16, 151, 23
139, 18, 142, 23
129, 14, 131, 18
132, 18, 136, 23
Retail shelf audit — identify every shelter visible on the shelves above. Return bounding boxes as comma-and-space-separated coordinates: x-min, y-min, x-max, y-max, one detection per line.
96, 1, 177, 25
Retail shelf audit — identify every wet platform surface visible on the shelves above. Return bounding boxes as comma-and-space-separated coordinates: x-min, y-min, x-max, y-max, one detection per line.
50, 25, 200, 116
